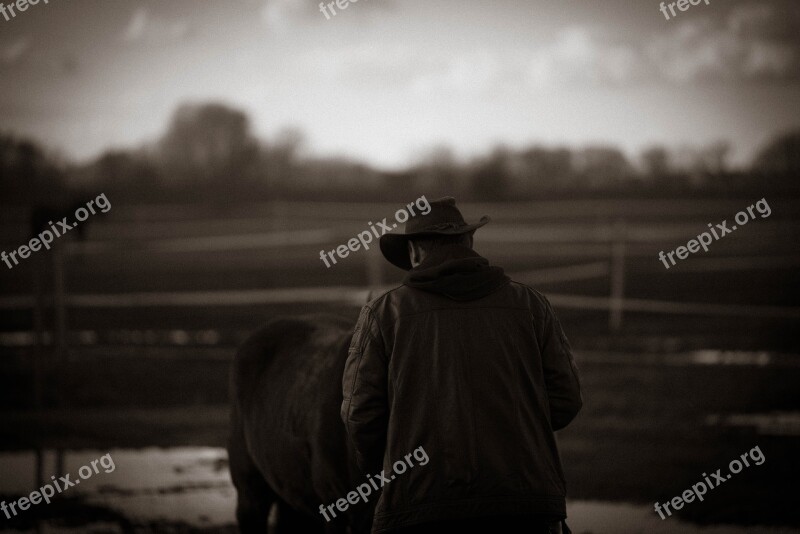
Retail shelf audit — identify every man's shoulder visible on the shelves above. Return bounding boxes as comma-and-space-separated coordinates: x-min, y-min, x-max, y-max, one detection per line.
364, 284, 426, 315
364, 284, 407, 308
506, 279, 550, 307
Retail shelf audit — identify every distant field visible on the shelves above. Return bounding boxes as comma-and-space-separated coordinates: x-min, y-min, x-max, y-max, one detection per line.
1, 197, 798, 357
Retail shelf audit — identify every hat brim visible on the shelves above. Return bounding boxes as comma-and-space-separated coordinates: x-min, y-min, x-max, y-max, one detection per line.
379, 216, 490, 271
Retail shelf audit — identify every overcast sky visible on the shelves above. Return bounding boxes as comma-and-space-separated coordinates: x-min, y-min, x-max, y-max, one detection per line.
1, 0, 799, 169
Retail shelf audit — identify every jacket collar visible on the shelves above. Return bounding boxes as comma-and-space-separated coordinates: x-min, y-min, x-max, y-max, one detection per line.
402, 244, 510, 301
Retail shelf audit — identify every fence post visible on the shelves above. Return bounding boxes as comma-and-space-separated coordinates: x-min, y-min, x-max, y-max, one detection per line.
52, 241, 68, 364
35, 449, 46, 491
609, 219, 626, 332
32, 254, 46, 410
33, 255, 46, 493
56, 449, 65, 478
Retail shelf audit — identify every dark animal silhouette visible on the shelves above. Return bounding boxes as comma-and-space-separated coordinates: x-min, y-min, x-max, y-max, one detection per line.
229, 314, 375, 534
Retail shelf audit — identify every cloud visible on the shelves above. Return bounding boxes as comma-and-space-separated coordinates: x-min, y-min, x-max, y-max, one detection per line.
307, 35, 636, 98
1, 38, 31, 65
260, 0, 395, 30
123, 8, 190, 43
524, 2, 800, 87
261, 0, 313, 30
648, 2, 800, 82
298, 0, 799, 96
331, 30, 643, 96
527, 27, 643, 87
301, 42, 442, 87
522, 2, 800, 86
0, 37, 82, 75
410, 51, 505, 95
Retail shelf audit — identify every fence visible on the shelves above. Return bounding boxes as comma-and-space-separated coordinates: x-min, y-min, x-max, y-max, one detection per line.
3, 200, 800, 492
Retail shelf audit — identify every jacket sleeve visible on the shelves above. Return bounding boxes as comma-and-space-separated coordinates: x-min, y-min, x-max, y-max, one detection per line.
341, 305, 388, 473
539, 297, 583, 431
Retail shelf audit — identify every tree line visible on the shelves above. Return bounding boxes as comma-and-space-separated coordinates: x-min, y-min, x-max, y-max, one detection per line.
1, 102, 799, 206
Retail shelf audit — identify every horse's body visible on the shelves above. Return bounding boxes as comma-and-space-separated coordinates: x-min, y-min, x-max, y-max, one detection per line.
228, 314, 375, 533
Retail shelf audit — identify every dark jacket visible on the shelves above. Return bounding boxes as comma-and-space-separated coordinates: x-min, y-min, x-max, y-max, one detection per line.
341, 245, 583, 533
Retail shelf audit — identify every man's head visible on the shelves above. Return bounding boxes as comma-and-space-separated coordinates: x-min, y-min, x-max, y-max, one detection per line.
379, 197, 489, 270
407, 233, 474, 268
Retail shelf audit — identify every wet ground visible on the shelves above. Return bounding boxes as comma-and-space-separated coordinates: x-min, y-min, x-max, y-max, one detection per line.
1, 347, 799, 533
2, 447, 799, 534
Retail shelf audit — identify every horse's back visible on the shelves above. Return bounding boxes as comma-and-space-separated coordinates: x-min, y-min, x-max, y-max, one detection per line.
230, 313, 355, 515
232, 313, 352, 409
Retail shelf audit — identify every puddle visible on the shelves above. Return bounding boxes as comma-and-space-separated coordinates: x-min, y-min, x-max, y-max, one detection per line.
0, 448, 233, 529
0, 329, 224, 348
1, 448, 797, 533
706, 412, 800, 436
691, 350, 773, 366
567, 501, 799, 534
577, 349, 799, 367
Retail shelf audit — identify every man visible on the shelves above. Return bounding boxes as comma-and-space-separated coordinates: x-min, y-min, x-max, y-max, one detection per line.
341, 197, 582, 534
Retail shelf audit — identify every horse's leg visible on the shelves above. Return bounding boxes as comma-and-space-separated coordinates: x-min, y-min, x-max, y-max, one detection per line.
274, 502, 329, 534
347, 507, 374, 534
229, 404, 276, 534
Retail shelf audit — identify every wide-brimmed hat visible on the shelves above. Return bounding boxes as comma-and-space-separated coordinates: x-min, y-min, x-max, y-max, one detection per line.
380, 197, 489, 270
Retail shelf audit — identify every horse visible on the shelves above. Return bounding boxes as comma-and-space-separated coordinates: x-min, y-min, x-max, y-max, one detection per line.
228, 313, 375, 533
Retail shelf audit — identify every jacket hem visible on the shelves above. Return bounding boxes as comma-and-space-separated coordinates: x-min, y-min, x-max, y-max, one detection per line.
372, 494, 566, 533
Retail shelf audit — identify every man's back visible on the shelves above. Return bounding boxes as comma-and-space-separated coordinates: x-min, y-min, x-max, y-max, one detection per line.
343, 281, 582, 533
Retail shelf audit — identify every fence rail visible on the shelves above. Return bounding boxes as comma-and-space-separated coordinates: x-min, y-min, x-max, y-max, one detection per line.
2, 287, 799, 319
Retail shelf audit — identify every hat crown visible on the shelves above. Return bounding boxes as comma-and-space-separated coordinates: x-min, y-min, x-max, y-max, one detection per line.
379, 196, 489, 270
405, 196, 466, 233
